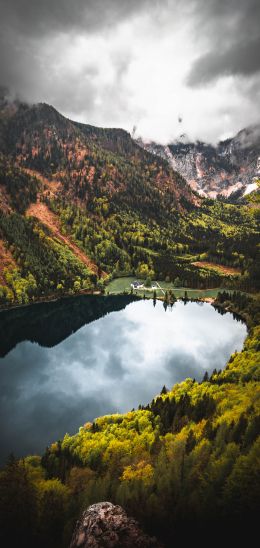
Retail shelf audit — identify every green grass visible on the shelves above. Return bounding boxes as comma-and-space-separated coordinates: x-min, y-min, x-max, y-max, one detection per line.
105, 276, 226, 299
106, 276, 136, 294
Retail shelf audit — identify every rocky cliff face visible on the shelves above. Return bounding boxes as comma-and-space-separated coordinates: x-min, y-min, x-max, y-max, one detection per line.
138, 124, 260, 199
70, 502, 163, 548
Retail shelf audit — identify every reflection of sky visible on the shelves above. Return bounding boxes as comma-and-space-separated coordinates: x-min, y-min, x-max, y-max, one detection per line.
0, 301, 246, 462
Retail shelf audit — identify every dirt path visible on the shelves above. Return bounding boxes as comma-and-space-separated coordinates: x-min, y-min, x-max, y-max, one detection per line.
26, 201, 106, 277
0, 239, 16, 285
192, 261, 241, 276
155, 281, 165, 295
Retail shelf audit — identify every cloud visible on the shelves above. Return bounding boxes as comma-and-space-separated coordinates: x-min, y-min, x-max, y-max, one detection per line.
187, 37, 260, 87
187, 0, 260, 86
0, 299, 246, 462
0, 0, 259, 142
0, 0, 151, 36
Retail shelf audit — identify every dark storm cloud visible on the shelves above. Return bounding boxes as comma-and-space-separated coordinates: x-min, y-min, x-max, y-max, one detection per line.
104, 353, 126, 379
0, 0, 259, 140
0, 0, 151, 36
187, 0, 260, 86
0, 0, 156, 123
188, 37, 260, 86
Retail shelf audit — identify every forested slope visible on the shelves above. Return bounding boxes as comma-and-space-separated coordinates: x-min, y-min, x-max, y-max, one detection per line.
0, 100, 259, 307
0, 292, 259, 547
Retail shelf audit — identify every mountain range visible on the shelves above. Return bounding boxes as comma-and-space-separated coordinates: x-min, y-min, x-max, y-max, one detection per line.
0, 93, 259, 307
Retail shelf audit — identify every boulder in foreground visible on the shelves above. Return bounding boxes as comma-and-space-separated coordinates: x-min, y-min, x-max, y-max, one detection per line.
70, 502, 163, 548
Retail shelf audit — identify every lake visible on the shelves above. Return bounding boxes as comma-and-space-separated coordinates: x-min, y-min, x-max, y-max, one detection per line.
0, 295, 247, 463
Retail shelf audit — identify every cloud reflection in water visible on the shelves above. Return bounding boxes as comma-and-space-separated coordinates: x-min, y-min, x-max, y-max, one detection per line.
0, 300, 246, 462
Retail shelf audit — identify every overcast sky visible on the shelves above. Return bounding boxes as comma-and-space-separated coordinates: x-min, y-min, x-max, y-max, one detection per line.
0, 0, 259, 143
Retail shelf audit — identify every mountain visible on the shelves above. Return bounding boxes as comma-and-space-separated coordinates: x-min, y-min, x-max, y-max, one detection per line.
0, 96, 259, 308
138, 124, 260, 199
0, 98, 203, 306
0, 100, 197, 218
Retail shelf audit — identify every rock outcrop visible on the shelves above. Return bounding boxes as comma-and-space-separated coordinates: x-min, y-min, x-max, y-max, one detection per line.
137, 124, 260, 199
70, 502, 163, 548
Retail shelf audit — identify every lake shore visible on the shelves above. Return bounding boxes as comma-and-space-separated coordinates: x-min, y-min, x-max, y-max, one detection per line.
0, 288, 103, 313
0, 275, 251, 315
0, 298, 248, 463
0, 287, 218, 314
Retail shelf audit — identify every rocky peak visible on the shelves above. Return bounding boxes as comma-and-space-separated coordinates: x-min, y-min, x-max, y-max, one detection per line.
137, 123, 260, 199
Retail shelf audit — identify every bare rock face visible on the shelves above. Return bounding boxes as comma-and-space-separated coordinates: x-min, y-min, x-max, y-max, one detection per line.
70, 502, 163, 548
137, 124, 260, 199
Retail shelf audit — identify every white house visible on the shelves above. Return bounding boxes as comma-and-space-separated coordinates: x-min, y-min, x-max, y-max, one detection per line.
130, 280, 144, 290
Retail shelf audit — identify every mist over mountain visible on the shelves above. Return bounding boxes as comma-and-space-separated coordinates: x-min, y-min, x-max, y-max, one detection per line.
138, 124, 260, 199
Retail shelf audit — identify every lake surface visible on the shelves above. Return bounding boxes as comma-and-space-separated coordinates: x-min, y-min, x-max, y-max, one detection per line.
0, 296, 247, 463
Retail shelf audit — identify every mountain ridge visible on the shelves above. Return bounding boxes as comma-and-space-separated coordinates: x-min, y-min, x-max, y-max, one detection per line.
137, 123, 260, 199
0, 97, 259, 308
0, 100, 198, 216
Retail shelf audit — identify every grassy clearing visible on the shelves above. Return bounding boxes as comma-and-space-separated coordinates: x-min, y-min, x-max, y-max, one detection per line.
105, 276, 225, 299
191, 261, 241, 276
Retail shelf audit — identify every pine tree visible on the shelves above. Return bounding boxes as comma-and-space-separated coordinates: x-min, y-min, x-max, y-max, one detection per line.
203, 371, 209, 382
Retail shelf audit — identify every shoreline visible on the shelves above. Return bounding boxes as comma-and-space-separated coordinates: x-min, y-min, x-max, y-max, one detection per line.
0, 288, 103, 313
0, 288, 217, 313
0, 283, 253, 319
212, 301, 251, 328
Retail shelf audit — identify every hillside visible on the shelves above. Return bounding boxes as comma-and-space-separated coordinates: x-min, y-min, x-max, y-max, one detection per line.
0, 101, 196, 217
138, 125, 260, 199
0, 98, 259, 308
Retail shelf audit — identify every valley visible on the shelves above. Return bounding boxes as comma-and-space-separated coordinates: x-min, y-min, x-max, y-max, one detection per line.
106, 275, 227, 299
0, 99, 259, 309
0, 96, 259, 548
0, 1, 259, 546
